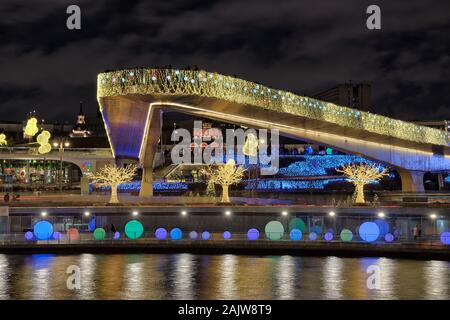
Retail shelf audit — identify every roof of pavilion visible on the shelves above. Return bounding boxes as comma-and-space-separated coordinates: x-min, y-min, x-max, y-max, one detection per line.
97, 68, 450, 147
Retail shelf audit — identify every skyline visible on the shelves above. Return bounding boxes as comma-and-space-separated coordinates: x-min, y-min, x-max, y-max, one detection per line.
0, 0, 449, 122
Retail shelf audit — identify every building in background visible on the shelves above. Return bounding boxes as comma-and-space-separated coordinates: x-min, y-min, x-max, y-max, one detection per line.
70, 102, 91, 138
313, 83, 371, 111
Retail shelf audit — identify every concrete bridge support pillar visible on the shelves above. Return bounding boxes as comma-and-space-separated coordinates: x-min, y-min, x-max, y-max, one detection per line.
139, 107, 162, 197
398, 169, 425, 193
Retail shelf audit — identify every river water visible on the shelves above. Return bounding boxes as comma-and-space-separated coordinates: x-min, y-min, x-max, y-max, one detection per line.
0, 253, 448, 299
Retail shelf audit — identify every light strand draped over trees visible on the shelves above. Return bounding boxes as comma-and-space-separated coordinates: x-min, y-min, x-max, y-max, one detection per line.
90, 164, 137, 203
202, 159, 244, 203
336, 163, 388, 204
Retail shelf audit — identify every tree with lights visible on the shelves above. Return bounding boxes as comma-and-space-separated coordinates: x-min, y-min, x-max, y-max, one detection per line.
202, 159, 244, 203
336, 163, 388, 204
0, 133, 7, 146
90, 164, 137, 203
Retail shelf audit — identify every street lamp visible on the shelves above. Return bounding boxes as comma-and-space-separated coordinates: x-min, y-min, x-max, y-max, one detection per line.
132, 211, 139, 216
181, 210, 187, 216
377, 212, 385, 218
53, 139, 70, 192
225, 210, 231, 216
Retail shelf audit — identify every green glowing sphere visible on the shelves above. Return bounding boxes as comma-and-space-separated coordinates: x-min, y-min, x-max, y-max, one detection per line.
125, 220, 144, 239
289, 218, 306, 232
265, 221, 284, 240
93, 228, 106, 240
340, 229, 353, 242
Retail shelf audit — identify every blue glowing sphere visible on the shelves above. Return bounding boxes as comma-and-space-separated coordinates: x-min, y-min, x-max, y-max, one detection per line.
310, 225, 322, 234
324, 232, 333, 241
247, 228, 259, 240
385, 233, 394, 242
290, 229, 302, 241
52, 232, 61, 240
202, 231, 211, 240
113, 231, 121, 240
189, 231, 198, 240
25, 231, 34, 241
309, 232, 318, 241
223, 231, 232, 240
33, 221, 53, 240
170, 228, 182, 240
440, 232, 450, 245
155, 228, 167, 240
359, 222, 380, 242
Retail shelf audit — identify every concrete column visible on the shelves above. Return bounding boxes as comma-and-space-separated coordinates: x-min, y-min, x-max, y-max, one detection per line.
398, 169, 425, 193
139, 107, 162, 197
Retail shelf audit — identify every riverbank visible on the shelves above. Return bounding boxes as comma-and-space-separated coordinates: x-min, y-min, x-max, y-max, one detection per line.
1, 240, 449, 260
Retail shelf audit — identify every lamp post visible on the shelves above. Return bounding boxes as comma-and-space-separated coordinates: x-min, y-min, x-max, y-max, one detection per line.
53, 139, 70, 192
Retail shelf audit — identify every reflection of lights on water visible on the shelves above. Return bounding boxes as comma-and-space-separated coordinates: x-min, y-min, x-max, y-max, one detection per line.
425, 260, 448, 299
275, 255, 295, 299
173, 253, 195, 299
78, 254, 96, 299
124, 261, 145, 299
30, 254, 55, 299
372, 258, 395, 299
0, 255, 9, 299
322, 256, 343, 299
219, 254, 237, 299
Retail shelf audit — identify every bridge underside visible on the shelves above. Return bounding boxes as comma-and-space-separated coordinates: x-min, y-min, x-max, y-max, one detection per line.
99, 94, 450, 196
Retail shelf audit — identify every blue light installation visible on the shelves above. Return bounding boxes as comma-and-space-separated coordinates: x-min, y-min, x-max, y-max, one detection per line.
247, 228, 260, 240
289, 218, 306, 232
440, 231, 450, 245
311, 225, 322, 234
189, 231, 198, 240
309, 232, 318, 241
25, 231, 34, 241
170, 228, 183, 240
113, 231, 121, 240
202, 231, 211, 240
359, 222, 380, 242
374, 219, 390, 237
385, 233, 394, 242
52, 232, 61, 240
223, 231, 232, 240
88, 217, 96, 232
33, 221, 53, 240
324, 232, 333, 241
155, 228, 167, 240
290, 229, 302, 241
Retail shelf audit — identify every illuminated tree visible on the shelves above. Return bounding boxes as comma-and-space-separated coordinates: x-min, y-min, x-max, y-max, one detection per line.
202, 159, 244, 203
0, 133, 7, 146
90, 164, 137, 203
336, 163, 388, 204
24, 117, 39, 137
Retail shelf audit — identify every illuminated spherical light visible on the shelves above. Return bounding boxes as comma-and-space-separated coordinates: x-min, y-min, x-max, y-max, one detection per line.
33, 221, 53, 240
202, 231, 211, 240
41, 211, 47, 217
377, 212, 385, 218
52, 232, 61, 240
84, 211, 90, 217
113, 232, 120, 240
132, 211, 139, 216
281, 211, 288, 216
440, 232, 450, 245
290, 229, 302, 241
155, 228, 167, 240
67, 228, 79, 240
25, 231, 34, 241
225, 210, 231, 216
265, 221, 284, 240
125, 220, 144, 239
189, 231, 198, 240
170, 228, 183, 240
430, 213, 437, 219
359, 222, 380, 242
247, 228, 259, 240
309, 232, 318, 241
223, 231, 231, 240
328, 211, 336, 217
93, 228, 106, 240
340, 229, 353, 242
181, 210, 187, 216
324, 232, 333, 241
384, 233, 394, 242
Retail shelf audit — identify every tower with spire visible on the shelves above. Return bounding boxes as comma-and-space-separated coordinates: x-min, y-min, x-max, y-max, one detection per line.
70, 101, 90, 138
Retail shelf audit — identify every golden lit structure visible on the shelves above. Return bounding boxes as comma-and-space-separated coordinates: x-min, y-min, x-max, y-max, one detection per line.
242, 133, 259, 157
24, 117, 39, 137
36, 130, 52, 154
337, 163, 389, 204
0, 133, 7, 146
90, 164, 137, 203
202, 159, 244, 203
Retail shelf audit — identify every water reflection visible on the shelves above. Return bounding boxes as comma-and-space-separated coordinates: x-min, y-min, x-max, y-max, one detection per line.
0, 253, 447, 300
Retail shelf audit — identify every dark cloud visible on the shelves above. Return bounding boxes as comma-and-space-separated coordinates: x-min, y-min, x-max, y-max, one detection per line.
0, 0, 449, 122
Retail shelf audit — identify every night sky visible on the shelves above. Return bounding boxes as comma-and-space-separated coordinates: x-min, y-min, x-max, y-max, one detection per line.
0, 0, 449, 122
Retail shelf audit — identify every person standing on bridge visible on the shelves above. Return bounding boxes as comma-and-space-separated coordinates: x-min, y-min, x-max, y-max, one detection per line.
413, 225, 419, 240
